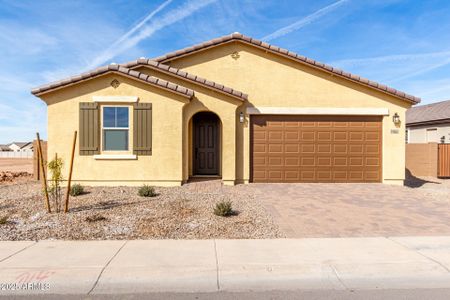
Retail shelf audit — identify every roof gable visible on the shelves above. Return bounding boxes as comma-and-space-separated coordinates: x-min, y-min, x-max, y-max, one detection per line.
121, 58, 247, 101
154, 32, 420, 105
31, 65, 194, 99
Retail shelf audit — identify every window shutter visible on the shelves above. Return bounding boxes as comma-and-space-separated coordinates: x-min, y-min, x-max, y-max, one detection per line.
133, 103, 152, 155
79, 102, 100, 155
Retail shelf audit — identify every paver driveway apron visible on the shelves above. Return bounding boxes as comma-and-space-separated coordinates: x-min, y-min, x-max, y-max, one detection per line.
250, 183, 450, 238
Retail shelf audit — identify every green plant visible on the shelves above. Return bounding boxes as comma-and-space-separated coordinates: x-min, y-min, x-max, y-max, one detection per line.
138, 185, 157, 197
85, 214, 107, 223
69, 184, 84, 196
213, 200, 233, 217
0, 215, 8, 225
48, 156, 64, 213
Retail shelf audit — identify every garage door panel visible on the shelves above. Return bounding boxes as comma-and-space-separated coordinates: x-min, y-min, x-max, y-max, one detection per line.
317, 144, 332, 154
334, 144, 348, 154
365, 144, 380, 154
349, 145, 364, 154
251, 115, 382, 183
334, 131, 348, 141
317, 121, 332, 127
268, 157, 283, 166
268, 131, 283, 141
301, 131, 315, 141
286, 157, 300, 166
285, 131, 300, 140
301, 144, 315, 153
365, 132, 381, 141
317, 157, 332, 167
317, 131, 332, 140
268, 144, 283, 153
285, 144, 300, 153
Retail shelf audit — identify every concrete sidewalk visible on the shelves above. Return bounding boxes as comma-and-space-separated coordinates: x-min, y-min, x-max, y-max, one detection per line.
0, 237, 450, 295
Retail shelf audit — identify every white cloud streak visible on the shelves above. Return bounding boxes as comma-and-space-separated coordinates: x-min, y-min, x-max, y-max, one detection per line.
331, 50, 450, 83
261, 0, 350, 41
87, 0, 217, 69
106, 0, 173, 57
332, 50, 450, 68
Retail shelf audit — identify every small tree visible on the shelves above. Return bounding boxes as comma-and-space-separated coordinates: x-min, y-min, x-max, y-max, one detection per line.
48, 155, 64, 213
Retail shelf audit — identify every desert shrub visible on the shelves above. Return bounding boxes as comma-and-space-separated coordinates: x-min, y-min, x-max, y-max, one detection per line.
138, 185, 157, 197
0, 215, 8, 225
69, 184, 84, 196
85, 214, 107, 223
213, 200, 233, 217
48, 156, 64, 213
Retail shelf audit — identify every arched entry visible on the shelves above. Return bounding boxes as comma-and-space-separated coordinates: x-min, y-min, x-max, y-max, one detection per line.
192, 112, 220, 176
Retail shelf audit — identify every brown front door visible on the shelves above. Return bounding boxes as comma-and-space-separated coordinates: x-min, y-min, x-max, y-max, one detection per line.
193, 112, 219, 175
251, 115, 382, 183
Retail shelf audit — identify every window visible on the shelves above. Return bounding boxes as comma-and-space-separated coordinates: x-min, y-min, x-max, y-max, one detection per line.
102, 107, 129, 151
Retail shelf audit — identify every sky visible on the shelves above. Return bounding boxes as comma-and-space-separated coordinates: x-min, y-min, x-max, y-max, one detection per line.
1, 0, 450, 143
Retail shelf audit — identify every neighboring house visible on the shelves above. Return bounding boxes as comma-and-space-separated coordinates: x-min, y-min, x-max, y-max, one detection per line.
31, 33, 420, 186
0, 144, 11, 152
406, 100, 450, 144
7, 142, 33, 152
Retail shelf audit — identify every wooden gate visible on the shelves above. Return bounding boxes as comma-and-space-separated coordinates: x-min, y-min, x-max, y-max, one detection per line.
438, 144, 450, 177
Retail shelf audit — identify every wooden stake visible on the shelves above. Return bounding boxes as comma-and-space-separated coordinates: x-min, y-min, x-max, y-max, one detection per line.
64, 131, 77, 213
36, 133, 51, 213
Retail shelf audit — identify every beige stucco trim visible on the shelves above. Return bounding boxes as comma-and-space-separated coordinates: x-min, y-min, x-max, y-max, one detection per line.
93, 154, 137, 160
93, 96, 138, 103
246, 107, 390, 116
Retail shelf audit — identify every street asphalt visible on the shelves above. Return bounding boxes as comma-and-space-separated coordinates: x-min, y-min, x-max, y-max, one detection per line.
4, 289, 450, 300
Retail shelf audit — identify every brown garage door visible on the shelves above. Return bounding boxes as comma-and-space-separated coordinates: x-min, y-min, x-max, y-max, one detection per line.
251, 115, 382, 183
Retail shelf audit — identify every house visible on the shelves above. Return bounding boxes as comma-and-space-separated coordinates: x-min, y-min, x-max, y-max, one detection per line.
8, 142, 33, 152
0, 144, 11, 152
31, 33, 420, 186
406, 99, 450, 143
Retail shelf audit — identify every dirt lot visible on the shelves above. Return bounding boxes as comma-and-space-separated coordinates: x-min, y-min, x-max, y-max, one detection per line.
0, 180, 283, 240
0, 158, 33, 173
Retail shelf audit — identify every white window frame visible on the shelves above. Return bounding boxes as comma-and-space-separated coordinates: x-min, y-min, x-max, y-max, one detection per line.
101, 105, 130, 152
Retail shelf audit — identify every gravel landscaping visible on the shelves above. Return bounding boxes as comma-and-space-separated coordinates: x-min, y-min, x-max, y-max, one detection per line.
0, 180, 283, 240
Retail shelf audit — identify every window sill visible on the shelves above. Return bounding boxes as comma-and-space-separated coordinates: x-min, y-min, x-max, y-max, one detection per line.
93, 154, 137, 160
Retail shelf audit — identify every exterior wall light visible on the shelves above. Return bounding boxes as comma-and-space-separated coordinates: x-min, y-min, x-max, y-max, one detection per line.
392, 112, 400, 125
239, 112, 245, 123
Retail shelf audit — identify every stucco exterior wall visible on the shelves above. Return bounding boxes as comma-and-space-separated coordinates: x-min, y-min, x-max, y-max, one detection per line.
166, 42, 412, 184
408, 123, 450, 143
40, 41, 415, 186
132, 66, 242, 185
41, 73, 188, 186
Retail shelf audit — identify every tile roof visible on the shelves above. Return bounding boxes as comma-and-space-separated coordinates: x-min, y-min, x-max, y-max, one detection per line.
121, 58, 247, 101
31, 65, 194, 99
11, 142, 31, 148
154, 32, 421, 104
406, 99, 450, 125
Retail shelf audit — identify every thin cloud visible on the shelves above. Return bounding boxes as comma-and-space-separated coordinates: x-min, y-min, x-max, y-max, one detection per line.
332, 50, 450, 68
87, 0, 217, 69
108, 0, 173, 55
262, 0, 350, 41
331, 50, 450, 83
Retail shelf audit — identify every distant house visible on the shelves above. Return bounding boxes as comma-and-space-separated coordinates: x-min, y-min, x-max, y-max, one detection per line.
406, 100, 450, 143
0, 144, 12, 152
7, 142, 33, 152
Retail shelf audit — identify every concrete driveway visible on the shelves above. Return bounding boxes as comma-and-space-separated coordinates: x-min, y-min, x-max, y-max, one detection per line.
246, 179, 450, 238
